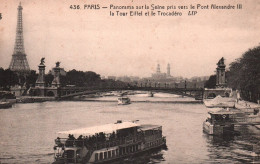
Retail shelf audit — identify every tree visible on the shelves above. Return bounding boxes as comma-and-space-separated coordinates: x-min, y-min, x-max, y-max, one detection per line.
204, 75, 216, 88
227, 45, 260, 102
25, 70, 38, 88
1, 69, 19, 89
64, 69, 101, 87
60, 75, 67, 87
84, 71, 101, 86
45, 74, 54, 87
0, 68, 5, 88
66, 69, 86, 86
0, 68, 23, 90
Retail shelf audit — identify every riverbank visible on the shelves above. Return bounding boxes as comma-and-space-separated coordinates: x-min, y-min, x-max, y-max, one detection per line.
70, 93, 202, 104
70, 99, 203, 104
16, 96, 56, 103
3, 93, 201, 105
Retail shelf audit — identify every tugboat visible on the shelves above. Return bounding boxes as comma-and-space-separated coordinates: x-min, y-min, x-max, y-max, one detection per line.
117, 97, 131, 105
0, 101, 12, 109
53, 120, 166, 164
203, 108, 242, 135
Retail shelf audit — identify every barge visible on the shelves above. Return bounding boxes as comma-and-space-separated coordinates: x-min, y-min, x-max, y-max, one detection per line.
203, 108, 242, 135
53, 120, 166, 163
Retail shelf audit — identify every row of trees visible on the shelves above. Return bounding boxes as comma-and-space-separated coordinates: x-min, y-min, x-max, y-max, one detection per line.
62, 69, 102, 87
204, 75, 216, 89
204, 45, 260, 102
227, 45, 260, 102
63, 70, 129, 88
0, 68, 129, 90
45, 69, 128, 88
0, 68, 19, 89
0, 68, 38, 90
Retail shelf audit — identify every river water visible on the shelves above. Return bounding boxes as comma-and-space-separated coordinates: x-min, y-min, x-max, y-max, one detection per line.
0, 93, 259, 164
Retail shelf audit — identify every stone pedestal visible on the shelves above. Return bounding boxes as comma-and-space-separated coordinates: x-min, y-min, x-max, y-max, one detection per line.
216, 57, 226, 87
52, 67, 61, 87
35, 63, 46, 87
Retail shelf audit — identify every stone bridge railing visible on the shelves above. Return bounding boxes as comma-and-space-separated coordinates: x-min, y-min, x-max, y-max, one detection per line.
58, 86, 204, 99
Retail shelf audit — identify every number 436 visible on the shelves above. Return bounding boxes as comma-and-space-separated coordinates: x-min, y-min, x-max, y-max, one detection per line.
70, 5, 80, 9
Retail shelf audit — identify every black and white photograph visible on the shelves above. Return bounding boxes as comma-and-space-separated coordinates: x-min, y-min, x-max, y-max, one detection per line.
0, 0, 259, 163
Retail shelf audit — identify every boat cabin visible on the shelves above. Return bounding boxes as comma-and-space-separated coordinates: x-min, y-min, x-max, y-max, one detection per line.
54, 121, 139, 162
203, 109, 242, 135
138, 124, 162, 137
206, 109, 242, 125
53, 121, 165, 163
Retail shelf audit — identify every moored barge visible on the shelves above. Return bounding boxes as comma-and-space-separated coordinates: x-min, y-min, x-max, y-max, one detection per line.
203, 108, 242, 135
53, 120, 166, 163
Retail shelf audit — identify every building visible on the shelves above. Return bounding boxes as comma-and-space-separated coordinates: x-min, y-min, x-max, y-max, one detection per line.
116, 76, 140, 83
167, 63, 171, 77
151, 64, 167, 80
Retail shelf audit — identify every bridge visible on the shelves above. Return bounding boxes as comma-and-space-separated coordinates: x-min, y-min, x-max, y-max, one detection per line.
57, 86, 204, 99
29, 60, 227, 100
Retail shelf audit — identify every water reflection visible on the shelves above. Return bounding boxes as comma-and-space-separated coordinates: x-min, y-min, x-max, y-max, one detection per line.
204, 125, 260, 163
110, 147, 167, 164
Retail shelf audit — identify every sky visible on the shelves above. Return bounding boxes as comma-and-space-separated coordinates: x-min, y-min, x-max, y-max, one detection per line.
0, 0, 259, 78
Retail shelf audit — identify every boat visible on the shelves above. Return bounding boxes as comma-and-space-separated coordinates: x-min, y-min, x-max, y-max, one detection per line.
203, 108, 242, 135
117, 97, 131, 105
0, 101, 12, 109
53, 120, 166, 164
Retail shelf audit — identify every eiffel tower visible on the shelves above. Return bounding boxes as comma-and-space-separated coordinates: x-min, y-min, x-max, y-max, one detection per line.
9, 2, 30, 72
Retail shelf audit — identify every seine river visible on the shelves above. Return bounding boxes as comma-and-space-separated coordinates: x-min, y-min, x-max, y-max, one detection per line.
0, 93, 259, 163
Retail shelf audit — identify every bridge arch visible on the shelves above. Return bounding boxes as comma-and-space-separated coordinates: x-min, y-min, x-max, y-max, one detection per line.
47, 91, 55, 97
31, 89, 41, 96
208, 93, 216, 99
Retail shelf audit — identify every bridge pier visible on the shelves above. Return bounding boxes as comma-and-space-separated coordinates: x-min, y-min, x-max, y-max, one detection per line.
204, 88, 232, 99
